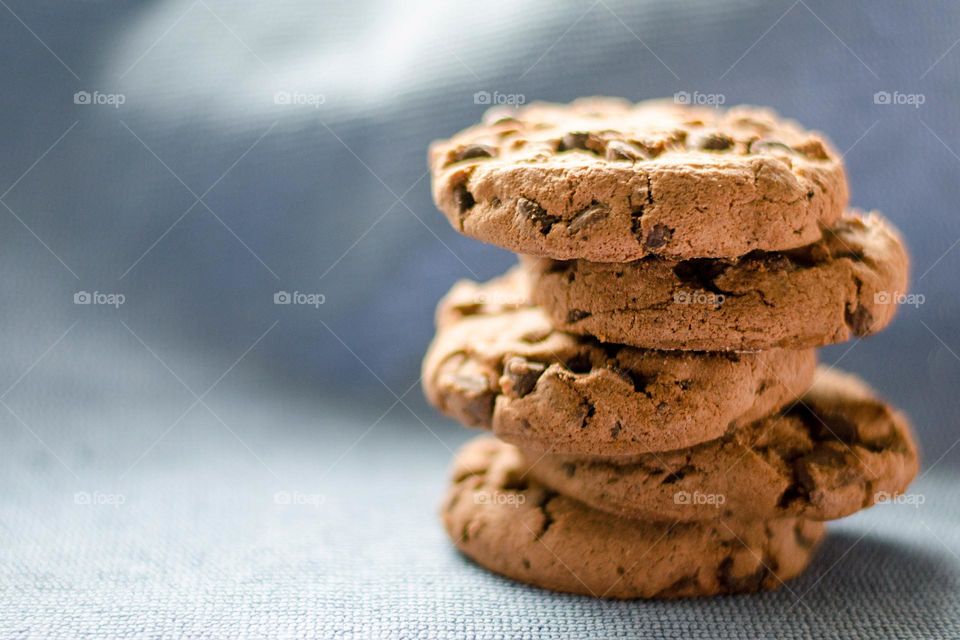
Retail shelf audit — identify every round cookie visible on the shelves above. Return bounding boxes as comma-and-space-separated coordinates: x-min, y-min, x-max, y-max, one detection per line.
442, 437, 825, 599
422, 270, 816, 456
429, 97, 847, 262
522, 367, 919, 522
523, 211, 909, 351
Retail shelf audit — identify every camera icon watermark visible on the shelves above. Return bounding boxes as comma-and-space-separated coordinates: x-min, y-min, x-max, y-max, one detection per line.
873, 91, 925, 108
74, 491, 126, 508
875, 491, 925, 508
673, 290, 725, 307
74, 91, 126, 109
874, 291, 924, 308
674, 91, 726, 107
473, 490, 526, 506
473, 90, 526, 106
74, 291, 125, 308
673, 490, 726, 507
273, 291, 325, 308
273, 490, 325, 507
273, 91, 325, 108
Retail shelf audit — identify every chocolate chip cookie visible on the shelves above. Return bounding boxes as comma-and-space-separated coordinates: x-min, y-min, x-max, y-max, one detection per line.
443, 437, 825, 599
522, 367, 919, 522
423, 269, 816, 455
429, 97, 847, 262
523, 211, 909, 351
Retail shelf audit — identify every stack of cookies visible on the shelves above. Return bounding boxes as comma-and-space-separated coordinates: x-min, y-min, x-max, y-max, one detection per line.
423, 98, 919, 599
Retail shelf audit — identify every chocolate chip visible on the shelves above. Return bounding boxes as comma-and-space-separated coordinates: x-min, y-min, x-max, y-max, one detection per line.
749, 139, 795, 155
565, 309, 591, 323
516, 197, 560, 234
561, 462, 576, 478
580, 401, 596, 429
810, 410, 861, 444
630, 207, 645, 241
502, 357, 546, 398
696, 133, 734, 151
612, 367, 650, 394
845, 305, 874, 336
610, 422, 622, 439
448, 371, 494, 427
660, 464, 694, 485
453, 144, 496, 162
645, 223, 673, 249
672, 258, 729, 294
453, 184, 475, 214
567, 203, 609, 234
604, 140, 646, 161
559, 131, 590, 151
564, 352, 593, 374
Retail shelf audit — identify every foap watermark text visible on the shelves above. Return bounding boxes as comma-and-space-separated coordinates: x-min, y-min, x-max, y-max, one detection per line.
274, 291, 325, 308
75, 291, 125, 308
74, 91, 126, 108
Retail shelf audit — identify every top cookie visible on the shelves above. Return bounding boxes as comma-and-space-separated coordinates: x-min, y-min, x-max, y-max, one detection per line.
429, 97, 848, 261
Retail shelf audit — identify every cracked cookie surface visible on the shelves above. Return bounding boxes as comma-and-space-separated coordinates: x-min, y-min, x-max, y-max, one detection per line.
429, 97, 847, 262
422, 269, 815, 455
442, 436, 825, 599
523, 367, 919, 522
523, 211, 909, 351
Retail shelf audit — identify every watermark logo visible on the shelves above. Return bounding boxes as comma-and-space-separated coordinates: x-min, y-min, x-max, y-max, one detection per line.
473, 91, 526, 106
273, 490, 325, 507
273, 291, 325, 308
873, 91, 925, 108
874, 291, 924, 308
74, 491, 126, 507
74, 91, 126, 108
74, 291, 125, 308
674, 490, 726, 507
473, 491, 526, 506
673, 290, 725, 307
674, 91, 726, 107
875, 491, 925, 508
274, 91, 326, 108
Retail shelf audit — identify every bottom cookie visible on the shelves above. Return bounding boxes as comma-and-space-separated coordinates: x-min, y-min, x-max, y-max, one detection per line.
442, 437, 825, 599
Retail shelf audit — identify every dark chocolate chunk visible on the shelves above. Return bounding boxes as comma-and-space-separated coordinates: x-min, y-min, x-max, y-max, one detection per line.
696, 133, 734, 151
567, 203, 609, 234
503, 357, 546, 398
605, 140, 646, 161
645, 223, 674, 249
454, 144, 496, 162
453, 184, 475, 213
559, 131, 590, 151
516, 197, 560, 234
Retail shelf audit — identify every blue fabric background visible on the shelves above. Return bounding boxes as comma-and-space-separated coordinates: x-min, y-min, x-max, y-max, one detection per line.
1, 1, 958, 637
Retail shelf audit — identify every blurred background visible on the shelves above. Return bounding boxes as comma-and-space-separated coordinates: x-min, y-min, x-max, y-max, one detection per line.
2, 1, 959, 637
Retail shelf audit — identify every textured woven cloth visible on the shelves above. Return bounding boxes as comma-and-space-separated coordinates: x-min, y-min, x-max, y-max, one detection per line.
2, 0, 960, 637
1, 370, 958, 638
